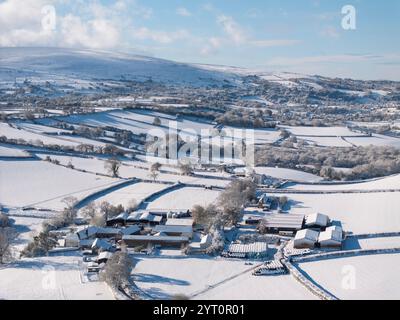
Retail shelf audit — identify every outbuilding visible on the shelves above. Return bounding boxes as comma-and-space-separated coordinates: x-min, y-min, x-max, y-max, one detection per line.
122, 235, 189, 248
305, 213, 330, 229
165, 218, 194, 227
262, 214, 305, 235
318, 226, 343, 248
154, 225, 193, 238
294, 229, 319, 249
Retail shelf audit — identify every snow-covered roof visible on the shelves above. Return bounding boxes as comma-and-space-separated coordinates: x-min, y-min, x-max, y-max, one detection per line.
318, 227, 343, 243
91, 238, 113, 251
264, 214, 305, 230
165, 218, 194, 226
154, 225, 193, 234
98, 251, 113, 261
295, 229, 319, 242
96, 227, 121, 235
108, 212, 129, 221
226, 242, 268, 254
121, 225, 141, 236
305, 213, 330, 227
122, 235, 189, 243
200, 234, 212, 245
77, 226, 99, 240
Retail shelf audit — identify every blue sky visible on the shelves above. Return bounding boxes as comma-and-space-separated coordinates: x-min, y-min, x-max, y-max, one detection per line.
1, 0, 400, 80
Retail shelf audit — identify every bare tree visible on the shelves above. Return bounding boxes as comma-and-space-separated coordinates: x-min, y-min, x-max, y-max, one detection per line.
150, 162, 162, 172
0, 213, 10, 228
81, 202, 97, 220
152, 117, 162, 126
101, 251, 133, 289
179, 162, 193, 176
0, 227, 17, 264
105, 158, 122, 177
99, 201, 124, 221
148, 170, 159, 182
61, 196, 78, 224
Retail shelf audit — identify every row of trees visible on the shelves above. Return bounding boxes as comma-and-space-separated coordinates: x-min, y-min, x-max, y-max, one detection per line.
0, 134, 125, 157
256, 144, 400, 180
0, 212, 16, 264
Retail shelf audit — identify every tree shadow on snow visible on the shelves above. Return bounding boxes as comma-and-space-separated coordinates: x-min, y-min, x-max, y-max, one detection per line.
135, 273, 190, 286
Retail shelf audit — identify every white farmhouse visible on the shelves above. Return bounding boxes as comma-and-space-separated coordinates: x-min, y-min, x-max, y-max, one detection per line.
294, 229, 319, 249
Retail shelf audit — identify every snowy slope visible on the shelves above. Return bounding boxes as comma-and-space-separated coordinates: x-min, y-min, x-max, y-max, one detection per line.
0, 47, 242, 87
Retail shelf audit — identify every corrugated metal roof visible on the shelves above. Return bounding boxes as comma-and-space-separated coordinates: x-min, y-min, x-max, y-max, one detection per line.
264, 214, 304, 229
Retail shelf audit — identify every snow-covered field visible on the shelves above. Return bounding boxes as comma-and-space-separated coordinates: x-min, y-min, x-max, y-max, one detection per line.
14, 122, 71, 134
296, 253, 400, 300
34, 154, 230, 187
133, 254, 315, 300
0, 252, 114, 300
279, 125, 400, 148
0, 160, 118, 210
147, 187, 221, 211
10, 216, 46, 254
344, 236, 400, 250
195, 273, 316, 300
344, 134, 400, 148
0, 122, 105, 148
0, 145, 30, 158
283, 126, 361, 137
302, 136, 353, 147
272, 192, 400, 234
93, 182, 170, 208
253, 167, 323, 183
286, 173, 400, 191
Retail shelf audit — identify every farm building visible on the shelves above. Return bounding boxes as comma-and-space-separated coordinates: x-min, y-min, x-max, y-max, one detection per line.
126, 211, 163, 225
294, 229, 319, 249
222, 242, 269, 259
95, 227, 122, 239
65, 233, 80, 247
77, 226, 99, 240
318, 226, 343, 248
305, 213, 330, 229
258, 193, 274, 209
165, 218, 194, 227
106, 212, 129, 226
121, 225, 141, 236
199, 234, 212, 249
262, 214, 305, 234
77, 226, 122, 240
122, 235, 189, 248
91, 238, 114, 252
97, 251, 113, 264
154, 225, 193, 238
245, 216, 264, 225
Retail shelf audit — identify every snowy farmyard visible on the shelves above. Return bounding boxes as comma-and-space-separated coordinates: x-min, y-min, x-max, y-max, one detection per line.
1, 0, 400, 303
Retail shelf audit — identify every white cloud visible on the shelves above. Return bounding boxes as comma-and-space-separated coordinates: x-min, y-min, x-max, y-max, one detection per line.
176, 7, 191, 17
133, 27, 190, 44
217, 15, 246, 45
201, 37, 223, 55
250, 39, 301, 47
215, 14, 300, 49
0, 0, 57, 46
60, 15, 120, 49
